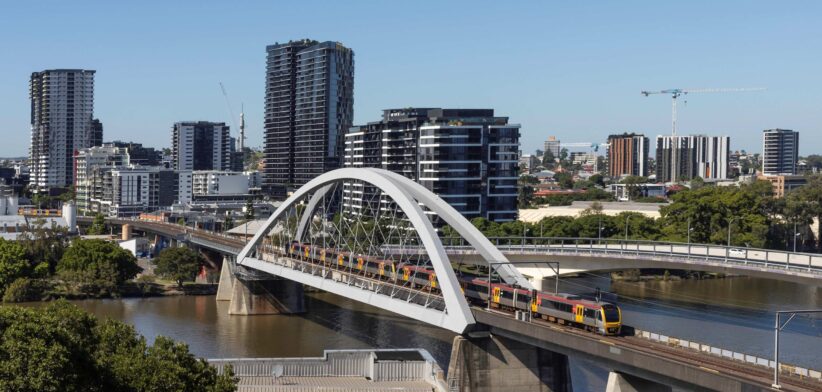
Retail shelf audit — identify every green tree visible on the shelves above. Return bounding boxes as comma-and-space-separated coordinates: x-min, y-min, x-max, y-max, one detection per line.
86, 213, 107, 235
0, 239, 29, 296
659, 180, 776, 247
785, 174, 822, 250
243, 198, 255, 221
18, 218, 69, 276
518, 175, 539, 208
589, 174, 605, 187
541, 150, 555, 168
553, 172, 574, 189
155, 247, 202, 288
57, 239, 142, 296
0, 301, 236, 392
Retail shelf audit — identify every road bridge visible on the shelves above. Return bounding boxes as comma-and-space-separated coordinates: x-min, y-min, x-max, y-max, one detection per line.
78, 168, 821, 391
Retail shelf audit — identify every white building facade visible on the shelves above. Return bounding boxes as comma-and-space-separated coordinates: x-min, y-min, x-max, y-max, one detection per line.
29, 69, 98, 191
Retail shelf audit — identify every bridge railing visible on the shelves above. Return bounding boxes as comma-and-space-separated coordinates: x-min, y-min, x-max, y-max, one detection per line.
253, 245, 447, 312
633, 328, 822, 383
438, 236, 822, 274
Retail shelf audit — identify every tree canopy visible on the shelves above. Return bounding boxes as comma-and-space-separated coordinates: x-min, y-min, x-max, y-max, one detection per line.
0, 301, 236, 392
154, 247, 203, 288
57, 239, 142, 296
0, 239, 29, 296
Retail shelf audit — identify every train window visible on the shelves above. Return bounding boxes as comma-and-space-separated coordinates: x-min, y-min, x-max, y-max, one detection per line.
602, 304, 620, 322
517, 294, 530, 303
584, 309, 596, 319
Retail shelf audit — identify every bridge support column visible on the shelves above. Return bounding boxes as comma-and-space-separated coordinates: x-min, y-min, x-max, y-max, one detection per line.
215, 257, 235, 301
227, 277, 305, 315
121, 224, 132, 241
447, 334, 571, 392
606, 371, 675, 392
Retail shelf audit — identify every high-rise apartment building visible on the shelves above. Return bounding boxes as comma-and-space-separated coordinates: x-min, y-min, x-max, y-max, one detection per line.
344, 108, 520, 223
171, 121, 232, 171
29, 69, 98, 191
90, 119, 104, 148
544, 136, 561, 161
263, 39, 354, 197
606, 133, 648, 178
655, 135, 729, 182
107, 141, 162, 166
762, 129, 799, 175
75, 146, 131, 213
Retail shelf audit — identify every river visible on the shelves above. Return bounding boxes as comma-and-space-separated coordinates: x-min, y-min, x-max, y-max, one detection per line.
21, 276, 822, 391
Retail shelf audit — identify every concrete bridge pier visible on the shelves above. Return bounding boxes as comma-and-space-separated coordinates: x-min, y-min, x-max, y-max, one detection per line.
447, 334, 572, 392
606, 371, 679, 392
216, 257, 305, 315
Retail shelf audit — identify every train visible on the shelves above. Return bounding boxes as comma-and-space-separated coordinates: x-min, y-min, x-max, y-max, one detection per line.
286, 241, 622, 335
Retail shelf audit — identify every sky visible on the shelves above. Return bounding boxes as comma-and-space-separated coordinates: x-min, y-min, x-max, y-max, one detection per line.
1, 1, 820, 157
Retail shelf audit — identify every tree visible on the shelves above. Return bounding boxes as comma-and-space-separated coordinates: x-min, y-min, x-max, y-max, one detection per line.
18, 218, 69, 275
0, 239, 29, 296
553, 172, 574, 189
86, 213, 106, 235
542, 150, 555, 168
0, 301, 236, 391
659, 180, 776, 247
243, 198, 255, 221
589, 174, 605, 187
785, 174, 822, 250
518, 175, 539, 208
57, 239, 142, 296
155, 247, 202, 288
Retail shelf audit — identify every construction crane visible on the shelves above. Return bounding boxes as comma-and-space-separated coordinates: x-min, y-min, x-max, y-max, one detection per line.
219, 82, 245, 151
641, 87, 765, 136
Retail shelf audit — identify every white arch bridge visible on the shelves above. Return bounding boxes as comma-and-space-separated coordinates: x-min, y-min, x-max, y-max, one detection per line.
237, 168, 533, 334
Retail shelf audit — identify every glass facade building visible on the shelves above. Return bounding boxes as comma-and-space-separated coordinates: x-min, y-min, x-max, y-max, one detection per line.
344, 108, 520, 223
263, 39, 354, 198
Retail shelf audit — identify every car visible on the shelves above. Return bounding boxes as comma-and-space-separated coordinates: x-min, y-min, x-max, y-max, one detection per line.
728, 248, 746, 258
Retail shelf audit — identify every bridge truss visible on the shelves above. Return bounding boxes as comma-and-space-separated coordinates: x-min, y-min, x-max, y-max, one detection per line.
238, 168, 532, 333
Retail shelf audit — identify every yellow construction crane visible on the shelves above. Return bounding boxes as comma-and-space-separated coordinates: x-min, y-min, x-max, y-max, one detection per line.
641, 87, 765, 136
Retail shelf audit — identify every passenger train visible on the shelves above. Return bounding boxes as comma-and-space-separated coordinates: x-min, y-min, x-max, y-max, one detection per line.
286, 241, 622, 335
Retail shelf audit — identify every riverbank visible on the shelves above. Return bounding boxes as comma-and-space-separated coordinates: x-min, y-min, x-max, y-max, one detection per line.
610, 268, 736, 282
3, 278, 217, 303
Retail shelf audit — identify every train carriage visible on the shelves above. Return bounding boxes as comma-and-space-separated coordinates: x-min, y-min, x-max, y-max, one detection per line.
286, 241, 622, 335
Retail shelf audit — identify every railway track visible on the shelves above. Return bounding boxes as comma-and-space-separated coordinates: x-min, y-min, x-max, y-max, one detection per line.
519, 313, 819, 392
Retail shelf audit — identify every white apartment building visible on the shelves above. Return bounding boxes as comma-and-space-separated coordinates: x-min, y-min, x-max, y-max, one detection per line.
29, 69, 98, 191
192, 171, 250, 196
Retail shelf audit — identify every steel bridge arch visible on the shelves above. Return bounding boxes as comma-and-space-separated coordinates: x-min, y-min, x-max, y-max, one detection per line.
237, 168, 530, 333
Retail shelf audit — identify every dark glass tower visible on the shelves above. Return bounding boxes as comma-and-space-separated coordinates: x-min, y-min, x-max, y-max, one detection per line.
263, 39, 354, 198
344, 108, 521, 223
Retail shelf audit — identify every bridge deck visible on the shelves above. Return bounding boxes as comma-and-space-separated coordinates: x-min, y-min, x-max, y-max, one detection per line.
474, 309, 820, 392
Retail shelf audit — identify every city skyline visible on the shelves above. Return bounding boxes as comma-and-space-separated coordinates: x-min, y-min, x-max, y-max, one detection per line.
1, 1, 821, 157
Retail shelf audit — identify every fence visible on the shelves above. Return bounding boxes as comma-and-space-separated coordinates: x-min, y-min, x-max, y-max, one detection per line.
633, 329, 822, 382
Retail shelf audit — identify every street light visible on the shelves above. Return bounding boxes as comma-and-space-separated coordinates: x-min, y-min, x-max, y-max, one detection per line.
793, 222, 800, 253
772, 310, 822, 388
727, 217, 736, 247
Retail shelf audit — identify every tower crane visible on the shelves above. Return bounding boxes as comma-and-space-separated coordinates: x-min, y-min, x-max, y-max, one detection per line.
641, 87, 765, 136
219, 82, 245, 151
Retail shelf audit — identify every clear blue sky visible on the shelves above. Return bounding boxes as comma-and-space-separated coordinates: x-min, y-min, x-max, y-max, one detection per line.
1, 1, 820, 157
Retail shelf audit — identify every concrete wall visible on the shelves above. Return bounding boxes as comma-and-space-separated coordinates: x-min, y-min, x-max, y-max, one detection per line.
447, 335, 571, 392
